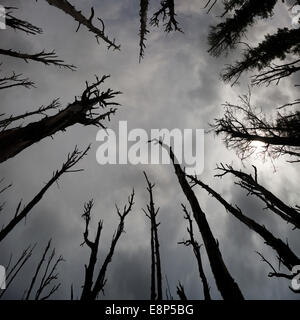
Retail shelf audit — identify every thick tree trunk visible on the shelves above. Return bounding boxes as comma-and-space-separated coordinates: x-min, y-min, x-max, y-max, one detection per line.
161, 143, 244, 300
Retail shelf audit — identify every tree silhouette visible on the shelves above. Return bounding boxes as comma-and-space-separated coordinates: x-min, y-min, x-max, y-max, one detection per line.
0, 76, 120, 163
143, 172, 163, 300
179, 204, 211, 300
5, 6, 42, 35
138, 0, 182, 61
0, 146, 90, 243
80, 190, 135, 300
44, 0, 120, 50
212, 92, 300, 161
156, 140, 244, 300
207, 0, 300, 85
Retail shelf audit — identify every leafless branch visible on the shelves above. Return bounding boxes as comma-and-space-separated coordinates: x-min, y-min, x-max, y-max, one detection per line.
0, 48, 76, 70
44, 0, 120, 50
0, 146, 90, 243
150, 0, 182, 33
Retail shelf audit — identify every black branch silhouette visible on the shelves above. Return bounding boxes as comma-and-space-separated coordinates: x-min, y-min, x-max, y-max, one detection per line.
0, 146, 90, 243
221, 28, 300, 85
80, 190, 135, 300
215, 164, 300, 230
203, 0, 218, 13
179, 204, 211, 300
5, 7, 43, 35
176, 282, 188, 300
150, 0, 182, 33
0, 99, 60, 129
212, 92, 300, 161
143, 172, 163, 300
0, 244, 35, 299
0, 48, 76, 70
24, 239, 64, 300
256, 251, 300, 288
251, 59, 300, 86
187, 173, 300, 272
44, 0, 120, 50
33, 245, 63, 300
139, 0, 150, 62
155, 140, 244, 300
208, 0, 277, 57
0, 75, 120, 163
0, 71, 35, 90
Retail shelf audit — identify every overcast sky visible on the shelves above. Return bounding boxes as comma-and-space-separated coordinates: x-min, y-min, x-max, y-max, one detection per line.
0, 0, 299, 300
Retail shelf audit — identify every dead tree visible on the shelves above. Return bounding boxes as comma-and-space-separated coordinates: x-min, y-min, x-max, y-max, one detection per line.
0, 244, 35, 299
143, 172, 163, 300
155, 140, 244, 300
0, 146, 90, 243
80, 191, 135, 300
0, 75, 120, 163
176, 282, 187, 300
44, 0, 120, 50
139, 0, 182, 61
150, 0, 182, 33
179, 204, 211, 300
187, 174, 300, 272
212, 92, 300, 161
5, 7, 42, 35
24, 239, 63, 300
139, 0, 150, 61
0, 48, 76, 70
215, 164, 300, 230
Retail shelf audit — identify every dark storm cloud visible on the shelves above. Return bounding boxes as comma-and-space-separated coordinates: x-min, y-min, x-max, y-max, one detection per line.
0, 0, 299, 300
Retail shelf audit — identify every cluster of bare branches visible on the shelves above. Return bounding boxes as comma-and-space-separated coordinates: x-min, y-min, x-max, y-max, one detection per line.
0, 245, 35, 299
150, 0, 182, 33
0, 71, 35, 90
80, 190, 135, 300
5, 7, 42, 35
138, 0, 182, 61
0, 75, 120, 163
215, 164, 300, 230
251, 59, 300, 86
212, 92, 300, 161
24, 240, 63, 300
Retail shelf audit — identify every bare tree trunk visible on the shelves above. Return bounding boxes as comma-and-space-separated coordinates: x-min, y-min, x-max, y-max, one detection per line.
80, 201, 103, 300
150, 220, 156, 300
157, 141, 244, 300
80, 191, 135, 300
143, 172, 163, 300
